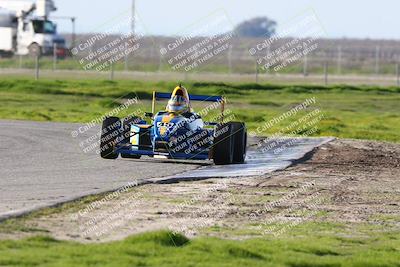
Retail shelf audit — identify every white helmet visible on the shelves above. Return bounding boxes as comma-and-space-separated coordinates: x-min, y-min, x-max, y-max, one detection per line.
166, 85, 190, 114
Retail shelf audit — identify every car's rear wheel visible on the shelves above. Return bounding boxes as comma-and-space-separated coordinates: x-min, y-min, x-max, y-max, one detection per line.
231, 122, 247, 164
100, 117, 121, 159
213, 123, 235, 165
121, 116, 141, 159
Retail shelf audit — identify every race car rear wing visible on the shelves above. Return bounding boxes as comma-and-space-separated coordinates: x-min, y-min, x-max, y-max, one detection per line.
151, 91, 226, 122
154, 92, 223, 102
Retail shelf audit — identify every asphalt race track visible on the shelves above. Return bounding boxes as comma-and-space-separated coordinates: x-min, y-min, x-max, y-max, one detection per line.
0, 120, 333, 220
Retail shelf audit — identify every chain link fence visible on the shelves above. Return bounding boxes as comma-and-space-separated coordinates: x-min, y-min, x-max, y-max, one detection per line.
1, 36, 399, 86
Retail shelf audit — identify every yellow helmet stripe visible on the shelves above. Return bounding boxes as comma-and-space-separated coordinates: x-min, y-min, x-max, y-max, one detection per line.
162, 113, 174, 123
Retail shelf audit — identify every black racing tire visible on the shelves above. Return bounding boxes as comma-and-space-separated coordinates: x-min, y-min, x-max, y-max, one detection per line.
100, 117, 121, 159
212, 123, 235, 165
231, 122, 247, 164
28, 43, 41, 58
121, 116, 141, 159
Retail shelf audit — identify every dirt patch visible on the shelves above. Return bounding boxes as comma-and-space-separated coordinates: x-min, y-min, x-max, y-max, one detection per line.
1, 139, 399, 242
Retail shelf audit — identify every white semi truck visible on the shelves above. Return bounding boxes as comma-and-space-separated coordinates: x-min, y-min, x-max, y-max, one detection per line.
0, 0, 66, 57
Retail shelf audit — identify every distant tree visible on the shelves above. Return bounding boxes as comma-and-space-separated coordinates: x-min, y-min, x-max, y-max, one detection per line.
234, 17, 277, 38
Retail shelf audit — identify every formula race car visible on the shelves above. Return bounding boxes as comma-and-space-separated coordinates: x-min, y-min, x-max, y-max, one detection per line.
99, 85, 247, 165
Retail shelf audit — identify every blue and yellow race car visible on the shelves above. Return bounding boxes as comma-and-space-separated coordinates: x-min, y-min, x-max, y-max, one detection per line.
99, 85, 247, 165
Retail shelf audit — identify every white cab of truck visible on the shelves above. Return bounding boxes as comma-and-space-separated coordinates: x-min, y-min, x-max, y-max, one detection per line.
16, 18, 66, 56
0, 0, 66, 57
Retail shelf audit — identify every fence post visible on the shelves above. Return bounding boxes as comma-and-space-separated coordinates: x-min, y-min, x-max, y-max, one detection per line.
303, 53, 308, 76
53, 43, 57, 71
19, 55, 23, 69
375, 45, 380, 75
158, 46, 163, 72
266, 45, 271, 74
255, 60, 259, 83
228, 44, 232, 74
324, 62, 328, 86
337, 45, 342, 74
124, 53, 128, 72
110, 62, 114, 80
35, 55, 40, 80
396, 63, 399, 87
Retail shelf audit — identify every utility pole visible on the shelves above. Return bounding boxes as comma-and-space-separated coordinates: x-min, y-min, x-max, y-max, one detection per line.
129, 0, 135, 72
131, 0, 135, 35
71, 17, 76, 48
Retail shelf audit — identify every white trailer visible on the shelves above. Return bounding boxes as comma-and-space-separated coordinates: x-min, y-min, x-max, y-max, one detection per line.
0, 0, 66, 57
0, 27, 15, 53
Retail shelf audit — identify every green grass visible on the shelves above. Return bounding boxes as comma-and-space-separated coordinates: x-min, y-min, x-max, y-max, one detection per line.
1, 199, 399, 266
0, 78, 399, 142
0, 225, 399, 267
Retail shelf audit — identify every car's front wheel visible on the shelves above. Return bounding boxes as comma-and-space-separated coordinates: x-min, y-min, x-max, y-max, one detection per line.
100, 117, 121, 159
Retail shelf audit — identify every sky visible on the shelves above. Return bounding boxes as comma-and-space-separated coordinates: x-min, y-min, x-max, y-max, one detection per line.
52, 0, 398, 40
